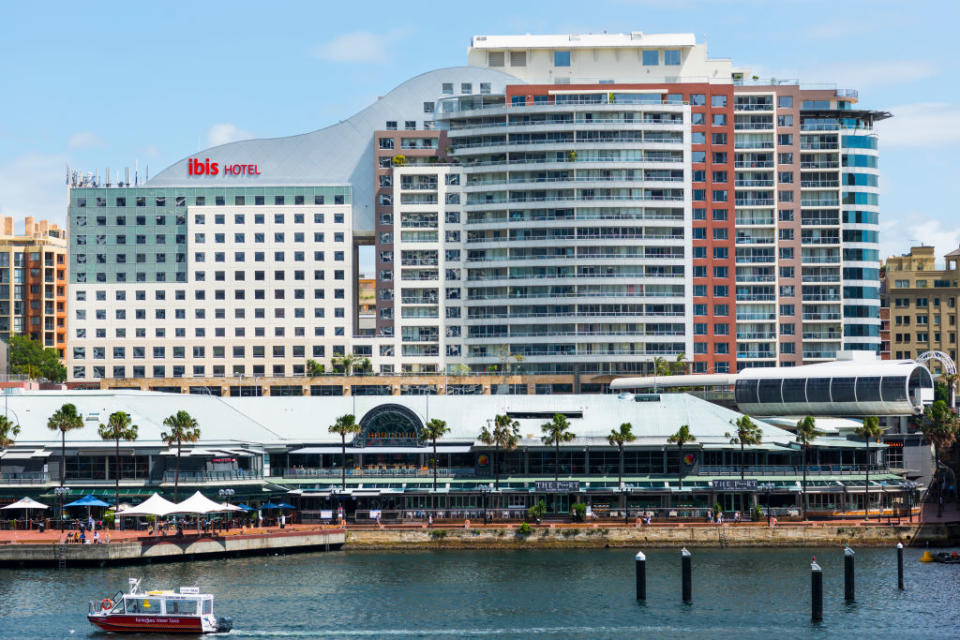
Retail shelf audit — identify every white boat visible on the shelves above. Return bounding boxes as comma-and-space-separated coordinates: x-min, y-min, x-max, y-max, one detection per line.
88, 578, 233, 633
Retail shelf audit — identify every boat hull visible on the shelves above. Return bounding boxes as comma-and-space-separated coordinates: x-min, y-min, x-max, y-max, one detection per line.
88, 614, 209, 633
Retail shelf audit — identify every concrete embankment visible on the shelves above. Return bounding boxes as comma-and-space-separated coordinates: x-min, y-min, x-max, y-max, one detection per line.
344, 522, 960, 550
0, 528, 345, 568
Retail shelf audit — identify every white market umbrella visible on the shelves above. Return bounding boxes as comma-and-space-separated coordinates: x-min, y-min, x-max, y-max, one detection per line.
173, 491, 234, 515
2, 497, 49, 511
2, 497, 49, 526
220, 502, 243, 512
116, 493, 178, 517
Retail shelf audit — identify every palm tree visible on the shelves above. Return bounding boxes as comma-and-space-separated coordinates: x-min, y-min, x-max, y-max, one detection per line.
608, 422, 636, 523
421, 418, 450, 494
542, 413, 576, 515
329, 414, 361, 491
478, 414, 520, 490
920, 400, 960, 517
854, 416, 885, 521
940, 373, 960, 409
672, 352, 688, 375
541, 413, 576, 482
47, 403, 84, 487
667, 424, 696, 491
653, 356, 671, 377
726, 415, 763, 480
0, 415, 20, 450
98, 411, 139, 520
795, 415, 821, 521
161, 410, 201, 501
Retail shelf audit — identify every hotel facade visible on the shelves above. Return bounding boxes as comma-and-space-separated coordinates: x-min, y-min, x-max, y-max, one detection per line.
66, 32, 885, 384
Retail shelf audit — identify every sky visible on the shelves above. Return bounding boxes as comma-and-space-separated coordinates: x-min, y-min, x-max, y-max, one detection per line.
1, 0, 958, 265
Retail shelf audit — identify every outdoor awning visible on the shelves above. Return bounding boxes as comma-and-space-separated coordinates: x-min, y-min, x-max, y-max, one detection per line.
0, 450, 49, 460
2, 497, 49, 510
289, 446, 470, 455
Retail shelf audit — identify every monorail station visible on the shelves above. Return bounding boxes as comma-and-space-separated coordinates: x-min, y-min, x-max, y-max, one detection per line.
0, 359, 928, 520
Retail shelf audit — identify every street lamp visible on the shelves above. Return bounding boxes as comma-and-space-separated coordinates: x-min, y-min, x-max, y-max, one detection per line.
54, 486, 70, 532
218, 488, 235, 501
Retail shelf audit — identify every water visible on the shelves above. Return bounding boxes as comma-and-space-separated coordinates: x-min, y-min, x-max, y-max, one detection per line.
0, 548, 958, 639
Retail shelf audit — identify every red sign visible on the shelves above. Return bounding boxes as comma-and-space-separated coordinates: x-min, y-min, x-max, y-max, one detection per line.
188, 157, 260, 177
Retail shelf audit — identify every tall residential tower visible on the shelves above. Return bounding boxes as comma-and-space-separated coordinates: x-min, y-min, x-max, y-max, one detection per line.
66, 32, 885, 384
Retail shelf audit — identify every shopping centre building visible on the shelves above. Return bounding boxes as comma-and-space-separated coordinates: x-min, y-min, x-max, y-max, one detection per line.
0, 356, 930, 520
65, 31, 886, 385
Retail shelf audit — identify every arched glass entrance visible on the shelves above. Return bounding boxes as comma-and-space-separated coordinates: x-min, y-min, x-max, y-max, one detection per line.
356, 404, 424, 447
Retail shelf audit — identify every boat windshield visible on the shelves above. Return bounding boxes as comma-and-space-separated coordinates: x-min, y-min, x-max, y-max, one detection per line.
203, 598, 213, 615
124, 597, 163, 615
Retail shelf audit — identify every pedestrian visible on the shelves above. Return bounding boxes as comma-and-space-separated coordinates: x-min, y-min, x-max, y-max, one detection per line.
88, 515, 95, 532
93, 530, 100, 544
257, 510, 263, 528
734, 511, 741, 523
428, 514, 433, 526
280, 513, 286, 530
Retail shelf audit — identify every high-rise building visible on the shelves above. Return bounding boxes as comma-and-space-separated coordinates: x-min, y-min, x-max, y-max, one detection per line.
881, 245, 960, 367
0, 216, 67, 356
66, 32, 885, 383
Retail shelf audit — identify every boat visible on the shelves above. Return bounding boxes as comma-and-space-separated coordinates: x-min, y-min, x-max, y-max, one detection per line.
88, 578, 233, 633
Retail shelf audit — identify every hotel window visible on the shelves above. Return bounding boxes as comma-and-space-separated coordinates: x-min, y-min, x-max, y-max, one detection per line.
692, 113, 705, 125
664, 50, 681, 65
461, 83, 472, 94
480, 83, 491, 95
554, 50, 571, 67
423, 101, 435, 114
488, 52, 504, 67
711, 95, 727, 108
510, 51, 526, 67
642, 50, 658, 66
778, 96, 793, 108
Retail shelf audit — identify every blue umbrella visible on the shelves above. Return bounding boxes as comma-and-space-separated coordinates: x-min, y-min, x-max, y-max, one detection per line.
64, 495, 111, 508
277, 503, 297, 510
260, 502, 282, 510
234, 503, 255, 512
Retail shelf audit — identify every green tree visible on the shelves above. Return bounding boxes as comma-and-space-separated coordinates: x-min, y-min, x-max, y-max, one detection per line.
726, 415, 763, 480
0, 414, 20, 450
796, 415, 821, 520
9, 335, 66, 382
667, 424, 696, 491
608, 422, 636, 523
98, 411, 138, 520
672, 352, 688, 375
161, 410, 201, 501
478, 414, 520, 490
47, 403, 83, 487
331, 354, 362, 375
541, 413, 576, 483
653, 356, 671, 377
305, 359, 325, 376
853, 416, 885, 521
421, 418, 450, 494
328, 414, 360, 491
920, 400, 960, 517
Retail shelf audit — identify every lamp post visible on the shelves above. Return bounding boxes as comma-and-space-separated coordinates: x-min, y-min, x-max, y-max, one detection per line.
54, 486, 70, 532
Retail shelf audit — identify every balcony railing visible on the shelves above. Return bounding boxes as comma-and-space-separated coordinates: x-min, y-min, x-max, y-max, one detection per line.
161, 470, 262, 483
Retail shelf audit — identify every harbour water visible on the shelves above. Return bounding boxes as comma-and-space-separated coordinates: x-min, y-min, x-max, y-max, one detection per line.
0, 547, 957, 639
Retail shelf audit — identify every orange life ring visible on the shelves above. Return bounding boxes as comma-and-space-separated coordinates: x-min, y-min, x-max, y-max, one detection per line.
101, 598, 114, 611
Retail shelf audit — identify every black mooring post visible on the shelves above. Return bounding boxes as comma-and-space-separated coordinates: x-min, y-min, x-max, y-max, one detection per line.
844, 545, 855, 602
681, 547, 692, 603
636, 551, 646, 601
811, 558, 823, 622
897, 542, 904, 591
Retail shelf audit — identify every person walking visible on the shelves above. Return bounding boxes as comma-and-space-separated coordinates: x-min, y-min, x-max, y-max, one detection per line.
280, 513, 286, 530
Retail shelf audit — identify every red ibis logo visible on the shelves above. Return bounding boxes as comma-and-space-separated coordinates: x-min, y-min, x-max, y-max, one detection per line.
188, 158, 260, 177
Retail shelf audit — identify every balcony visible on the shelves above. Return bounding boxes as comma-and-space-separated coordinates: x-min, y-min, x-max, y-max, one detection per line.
737, 351, 776, 359
802, 312, 842, 320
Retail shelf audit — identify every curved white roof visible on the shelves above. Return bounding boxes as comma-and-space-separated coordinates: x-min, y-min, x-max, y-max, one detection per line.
736, 359, 923, 380
147, 66, 523, 231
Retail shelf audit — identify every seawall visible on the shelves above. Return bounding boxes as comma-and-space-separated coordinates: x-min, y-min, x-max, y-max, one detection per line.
0, 528, 345, 568
343, 522, 960, 550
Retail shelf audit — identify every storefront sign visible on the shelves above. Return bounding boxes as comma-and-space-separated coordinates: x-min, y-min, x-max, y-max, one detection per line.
188, 157, 261, 177
535, 481, 580, 492
713, 479, 758, 491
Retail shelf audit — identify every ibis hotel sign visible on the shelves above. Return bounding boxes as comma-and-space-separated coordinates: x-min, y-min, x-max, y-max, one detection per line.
188, 157, 261, 177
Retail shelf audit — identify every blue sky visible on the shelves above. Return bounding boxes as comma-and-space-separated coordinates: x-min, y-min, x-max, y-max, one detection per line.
1, 0, 958, 263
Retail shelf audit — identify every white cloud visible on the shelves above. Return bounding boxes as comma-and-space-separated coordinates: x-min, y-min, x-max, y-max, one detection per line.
0, 152, 69, 226
68, 131, 105, 149
205, 123, 253, 148
879, 214, 960, 264
136, 144, 161, 157
876, 102, 960, 148
309, 30, 408, 64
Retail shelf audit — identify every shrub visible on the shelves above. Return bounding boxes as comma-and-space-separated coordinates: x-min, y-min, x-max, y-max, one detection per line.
430, 529, 447, 539
571, 502, 587, 522
527, 500, 546, 522
517, 522, 532, 536
563, 528, 580, 538
752, 504, 764, 521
